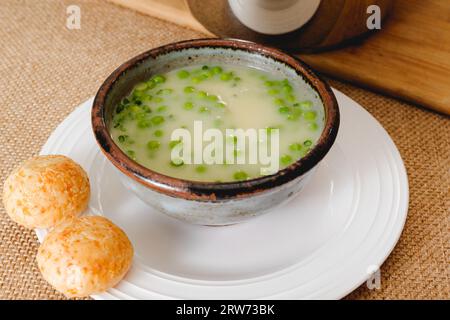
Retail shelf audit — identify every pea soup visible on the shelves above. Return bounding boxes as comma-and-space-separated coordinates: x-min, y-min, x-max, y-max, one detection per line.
110, 64, 324, 182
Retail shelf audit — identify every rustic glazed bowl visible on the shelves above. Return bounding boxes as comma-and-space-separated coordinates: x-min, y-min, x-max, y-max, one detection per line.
92, 38, 339, 225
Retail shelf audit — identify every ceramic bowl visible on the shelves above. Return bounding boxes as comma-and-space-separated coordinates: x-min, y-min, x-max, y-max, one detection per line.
92, 38, 339, 225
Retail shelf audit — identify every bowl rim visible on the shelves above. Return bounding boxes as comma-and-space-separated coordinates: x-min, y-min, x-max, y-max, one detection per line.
92, 38, 339, 201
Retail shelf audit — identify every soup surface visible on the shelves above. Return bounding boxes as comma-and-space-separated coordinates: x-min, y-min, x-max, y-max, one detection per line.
110, 64, 324, 182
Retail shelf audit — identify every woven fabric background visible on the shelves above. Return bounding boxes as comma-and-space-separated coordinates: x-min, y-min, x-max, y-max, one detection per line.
0, 0, 448, 300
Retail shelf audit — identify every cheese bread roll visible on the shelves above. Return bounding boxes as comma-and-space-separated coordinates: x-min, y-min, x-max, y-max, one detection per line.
3, 155, 90, 229
37, 216, 133, 298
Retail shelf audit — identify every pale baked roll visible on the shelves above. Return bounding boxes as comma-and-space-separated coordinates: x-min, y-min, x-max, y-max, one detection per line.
2, 155, 90, 229
36, 216, 134, 298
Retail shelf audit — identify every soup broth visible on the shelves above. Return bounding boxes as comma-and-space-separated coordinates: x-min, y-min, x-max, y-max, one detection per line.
110, 64, 324, 182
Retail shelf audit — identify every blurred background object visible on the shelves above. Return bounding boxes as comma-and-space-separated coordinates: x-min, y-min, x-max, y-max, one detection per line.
187, 0, 392, 51
107, 0, 450, 116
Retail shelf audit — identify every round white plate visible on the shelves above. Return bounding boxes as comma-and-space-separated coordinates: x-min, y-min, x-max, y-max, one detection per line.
36, 89, 408, 300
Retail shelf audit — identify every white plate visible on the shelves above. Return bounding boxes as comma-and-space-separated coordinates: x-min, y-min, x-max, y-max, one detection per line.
36, 89, 408, 300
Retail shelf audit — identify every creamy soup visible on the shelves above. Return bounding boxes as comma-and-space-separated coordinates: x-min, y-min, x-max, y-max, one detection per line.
110, 65, 324, 182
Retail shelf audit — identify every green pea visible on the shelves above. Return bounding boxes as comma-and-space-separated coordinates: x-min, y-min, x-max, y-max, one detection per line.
192, 76, 202, 84
220, 72, 233, 81
126, 150, 136, 160
131, 94, 143, 103
141, 95, 153, 104
200, 70, 213, 78
132, 98, 143, 106
282, 84, 293, 93
268, 89, 279, 95
177, 70, 190, 79
233, 171, 248, 181
278, 106, 290, 114
286, 115, 296, 121
147, 140, 160, 150
151, 115, 164, 125
197, 91, 207, 99
137, 119, 151, 128
207, 95, 219, 102
170, 159, 184, 167
184, 86, 195, 94
113, 122, 125, 132
201, 65, 209, 70
274, 98, 285, 106
281, 154, 293, 165
286, 94, 296, 102
183, 101, 194, 110
208, 69, 216, 77
300, 100, 313, 109
116, 104, 125, 114
195, 165, 207, 173
287, 108, 302, 120
135, 112, 147, 121
113, 116, 122, 125
154, 130, 163, 137
308, 122, 319, 131
304, 111, 317, 120
157, 105, 167, 112
157, 88, 173, 95
231, 135, 238, 145
151, 75, 166, 84
199, 106, 210, 113
169, 139, 182, 149
224, 134, 234, 145
141, 105, 152, 113
289, 143, 302, 152
304, 140, 312, 147
145, 81, 156, 90
135, 82, 148, 91
141, 94, 152, 102
129, 105, 141, 113
212, 66, 223, 74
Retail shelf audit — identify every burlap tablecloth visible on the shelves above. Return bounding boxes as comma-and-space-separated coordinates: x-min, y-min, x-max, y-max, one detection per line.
0, 0, 448, 300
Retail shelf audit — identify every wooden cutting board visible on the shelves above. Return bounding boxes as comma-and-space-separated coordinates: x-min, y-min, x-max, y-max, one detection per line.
107, 0, 450, 115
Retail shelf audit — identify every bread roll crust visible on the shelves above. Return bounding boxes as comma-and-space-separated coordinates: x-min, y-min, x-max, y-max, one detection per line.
36, 216, 134, 298
3, 155, 90, 229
